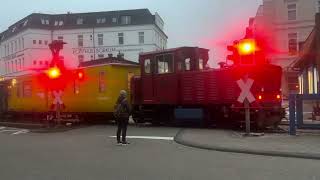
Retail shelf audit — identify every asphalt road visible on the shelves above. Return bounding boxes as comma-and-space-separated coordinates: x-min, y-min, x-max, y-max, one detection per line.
0, 124, 320, 180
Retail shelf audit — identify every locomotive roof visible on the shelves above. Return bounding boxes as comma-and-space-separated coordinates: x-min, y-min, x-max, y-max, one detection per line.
79, 57, 139, 67
139, 47, 209, 56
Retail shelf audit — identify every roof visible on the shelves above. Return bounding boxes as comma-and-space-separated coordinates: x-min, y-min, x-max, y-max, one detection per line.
0, 9, 167, 42
79, 56, 139, 67
139, 47, 209, 56
293, 28, 316, 68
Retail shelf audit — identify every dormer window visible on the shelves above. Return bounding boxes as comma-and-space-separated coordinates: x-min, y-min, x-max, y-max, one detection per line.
77, 18, 84, 25
121, 16, 131, 25
41, 18, 50, 25
97, 18, 106, 24
11, 27, 16, 32
23, 20, 28, 27
54, 20, 64, 26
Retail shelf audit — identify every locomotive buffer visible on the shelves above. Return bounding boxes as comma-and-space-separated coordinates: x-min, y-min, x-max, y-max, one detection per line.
237, 74, 255, 135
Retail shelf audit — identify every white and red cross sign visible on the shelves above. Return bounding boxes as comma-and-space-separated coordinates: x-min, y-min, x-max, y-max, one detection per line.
52, 90, 64, 105
237, 77, 255, 104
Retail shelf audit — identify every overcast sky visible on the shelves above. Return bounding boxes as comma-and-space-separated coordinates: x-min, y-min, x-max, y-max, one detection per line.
0, 0, 262, 67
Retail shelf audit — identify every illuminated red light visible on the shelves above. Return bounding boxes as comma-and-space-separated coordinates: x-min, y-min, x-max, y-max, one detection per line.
237, 39, 256, 55
276, 94, 281, 99
47, 67, 61, 79
78, 72, 84, 79
258, 95, 262, 100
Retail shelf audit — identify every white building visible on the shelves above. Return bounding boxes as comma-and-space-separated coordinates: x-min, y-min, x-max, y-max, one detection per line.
251, 0, 319, 95
0, 9, 168, 77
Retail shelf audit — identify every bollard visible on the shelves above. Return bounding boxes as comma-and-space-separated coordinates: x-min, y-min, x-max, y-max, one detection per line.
289, 94, 296, 136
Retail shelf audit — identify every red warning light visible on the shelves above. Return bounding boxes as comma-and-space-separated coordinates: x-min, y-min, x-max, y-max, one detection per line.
238, 39, 256, 55
47, 67, 61, 79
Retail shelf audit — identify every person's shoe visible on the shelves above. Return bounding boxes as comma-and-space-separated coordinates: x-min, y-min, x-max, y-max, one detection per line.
122, 142, 130, 145
116, 142, 122, 146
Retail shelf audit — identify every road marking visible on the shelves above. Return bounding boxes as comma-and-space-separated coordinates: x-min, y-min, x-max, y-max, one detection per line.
109, 136, 174, 141
12, 130, 29, 135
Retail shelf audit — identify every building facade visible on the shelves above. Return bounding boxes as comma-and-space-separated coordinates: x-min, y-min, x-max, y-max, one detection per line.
0, 9, 167, 77
251, 0, 320, 96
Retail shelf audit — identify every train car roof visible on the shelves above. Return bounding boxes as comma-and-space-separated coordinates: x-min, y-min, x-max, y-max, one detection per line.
79, 57, 139, 68
139, 47, 209, 56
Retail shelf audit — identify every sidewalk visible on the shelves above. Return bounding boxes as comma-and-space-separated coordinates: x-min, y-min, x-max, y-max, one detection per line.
174, 128, 320, 160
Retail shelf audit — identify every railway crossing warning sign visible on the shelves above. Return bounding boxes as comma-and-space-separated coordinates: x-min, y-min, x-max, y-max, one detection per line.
237, 77, 255, 103
51, 90, 65, 110
236, 76, 255, 136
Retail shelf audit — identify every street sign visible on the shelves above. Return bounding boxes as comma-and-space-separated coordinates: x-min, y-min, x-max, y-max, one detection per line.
237, 78, 255, 103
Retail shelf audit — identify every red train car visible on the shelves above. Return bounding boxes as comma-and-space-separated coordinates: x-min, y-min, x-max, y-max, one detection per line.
131, 47, 283, 128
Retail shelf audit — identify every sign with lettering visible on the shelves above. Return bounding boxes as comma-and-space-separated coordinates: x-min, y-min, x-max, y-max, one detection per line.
72, 47, 143, 55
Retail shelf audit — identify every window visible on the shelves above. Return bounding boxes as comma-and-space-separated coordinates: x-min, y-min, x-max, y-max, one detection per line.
33, 60, 37, 65
18, 39, 21, 50
58, 36, 63, 42
78, 55, 84, 64
314, 67, 319, 94
41, 19, 49, 25
308, 67, 314, 94
23, 81, 32, 97
287, 4, 297, 20
33, 40, 36, 44
288, 33, 298, 55
157, 54, 174, 74
22, 38, 24, 49
45, 61, 49, 66
97, 18, 106, 24
55, 20, 64, 26
99, 71, 106, 93
11, 61, 14, 72
14, 41, 17, 52
22, 58, 24, 69
78, 35, 83, 47
39, 61, 43, 65
118, 33, 124, 45
77, 18, 83, 25
121, 16, 131, 24
23, 20, 28, 26
144, 59, 151, 74
112, 17, 117, 23
11, 42, 13, 53
18, 59, 21, 70
15, 60, 17, 72
39, 40, 42, 45
44, 40, 48, 45
98, 34, 103, 46
139, 32, 144, 44
98, 54, 104, 59
318, 1, 320, 13
185, 58, 191, 71
199, 59, 204, 70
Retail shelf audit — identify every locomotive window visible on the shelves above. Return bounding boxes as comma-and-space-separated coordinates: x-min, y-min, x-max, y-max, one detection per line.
185, 58, 191, 71
144, 59, 151, 74
99, 71, 106, 93
23, 81, 32, 97
157, 54, 173, 74
199, 59, 204, 70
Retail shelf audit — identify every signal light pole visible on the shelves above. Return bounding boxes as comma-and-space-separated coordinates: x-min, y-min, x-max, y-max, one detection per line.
48, 40, 67, 127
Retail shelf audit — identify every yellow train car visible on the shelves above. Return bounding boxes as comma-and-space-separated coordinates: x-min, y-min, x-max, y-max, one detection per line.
6, 57, 140, 121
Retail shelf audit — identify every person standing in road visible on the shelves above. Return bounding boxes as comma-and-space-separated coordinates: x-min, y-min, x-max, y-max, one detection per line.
114, 90, 131, 145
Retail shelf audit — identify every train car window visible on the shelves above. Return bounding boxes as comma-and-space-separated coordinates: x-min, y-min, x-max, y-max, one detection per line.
23, 81, 32, 97
144, 59, 151, 74
157, 54, 173, 74
99, 71, 106, 93
185, 58, 191, 71
199, 59, 204, 70
16, 83, 22, 98
177, 61, 182, 71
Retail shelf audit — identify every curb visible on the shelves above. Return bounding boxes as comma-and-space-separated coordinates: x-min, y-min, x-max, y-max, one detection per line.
174, 129, 320, 160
